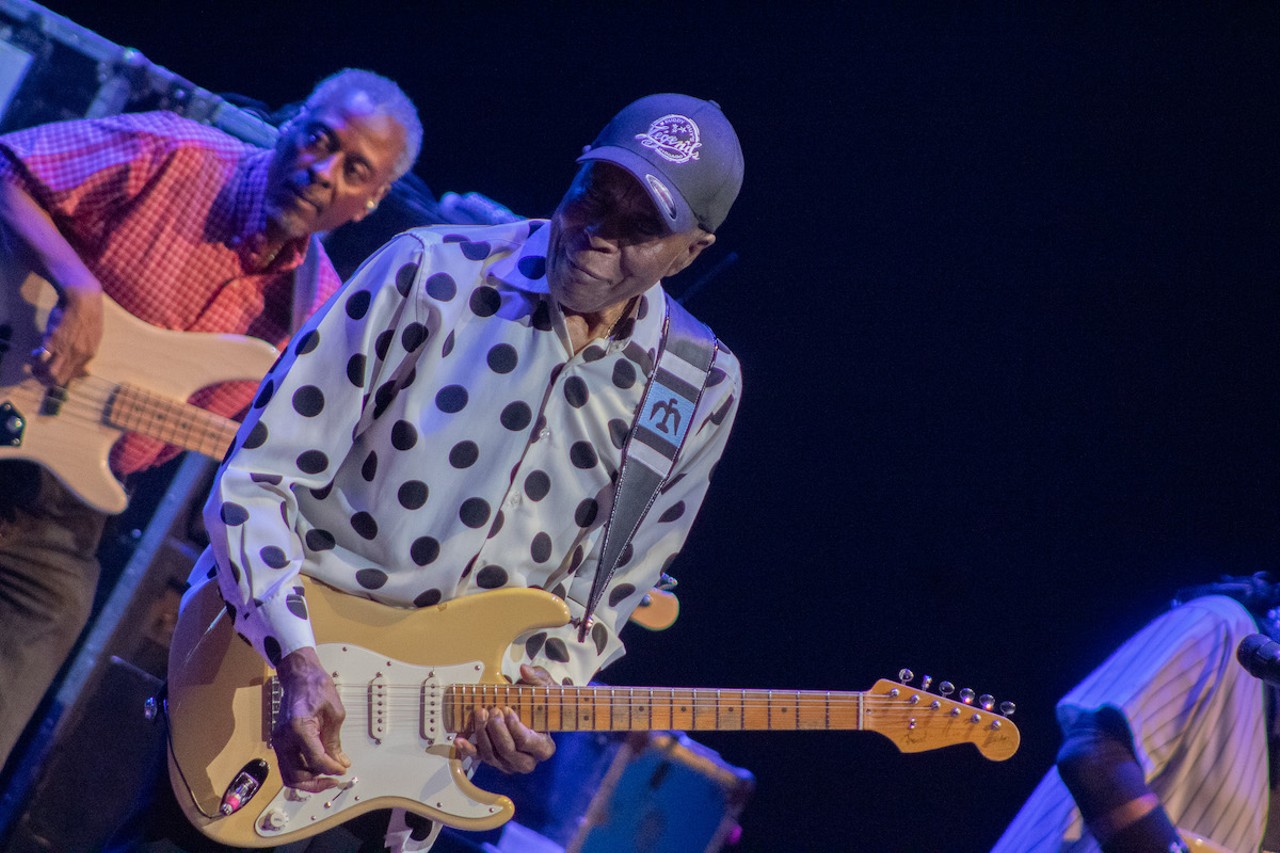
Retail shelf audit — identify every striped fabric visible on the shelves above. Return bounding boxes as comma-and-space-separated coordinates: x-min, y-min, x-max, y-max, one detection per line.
991, 595, 1269, 853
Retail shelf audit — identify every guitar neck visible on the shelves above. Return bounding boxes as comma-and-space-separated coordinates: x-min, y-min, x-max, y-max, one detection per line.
448, 684, 870, 733
106, 384, 237, 459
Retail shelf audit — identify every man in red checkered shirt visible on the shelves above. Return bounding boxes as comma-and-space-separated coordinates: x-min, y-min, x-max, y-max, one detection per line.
0, 67, 420, 774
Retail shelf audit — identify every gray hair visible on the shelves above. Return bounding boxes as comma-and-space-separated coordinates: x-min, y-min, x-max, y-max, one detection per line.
304, 68, 422, 181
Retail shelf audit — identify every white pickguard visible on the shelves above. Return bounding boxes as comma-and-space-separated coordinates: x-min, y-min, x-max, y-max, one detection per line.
250, 648, 496, 840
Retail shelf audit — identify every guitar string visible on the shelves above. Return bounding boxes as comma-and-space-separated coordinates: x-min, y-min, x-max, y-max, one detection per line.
11, 375, 235, 450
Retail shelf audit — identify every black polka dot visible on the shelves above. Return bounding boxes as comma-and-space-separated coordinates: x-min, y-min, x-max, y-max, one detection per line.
395, 262, 419, 296
373, 380, 397, 418
285, 592, 308, 620
569, 546, 585, 573
292, 385, 325, 417
476, 565, 509, 589
253, 380, 274, 409
351, 512, 378, 539
260, 546, 289, 569
708, 366, 728, 387
582, 344, 606, 362
544, 638, 570, 663
294, 329, 319, 355
244, 421, 268, 449
436, 385, 468, 413
612, 360, 637, 389
410, 536, 440, 565
487, 510, 505, 538
413, 588, 442, 607
449, 441, 479, 468
530, 533, 552, 563
591, 622, 608, 655
525, 632, 547, 659
517, 255, 546, 279
398, 480, 428, 509
487, 343, 518, 374
361, 451, 378, 482
441, 330, 456, 357
711, 395, 734, 425
564, 376, 589, 408
310, 482, 333, 501
356, 568, 388, 590
525, 470, 551, 501
346, 354, 366, 387
305, 529, 335, 551
250, 472, 282, 485
618, 543, 634, 566
612, 317, 635, 340
500, 401, 532, 431
345, 290, 372, 320
426, 272, 456, 301
375, 329, 394, 361
660, 472, 686, 494
531, 300, 552, 331
459, 498, 491, 528
637, 296, 650, 319
263, 636, 283, 667
608, 583, 637, 607
391, 420, 418, 450
659, 501, 686, 523
569, 442, 598, 469
469, 286, 501, 317
297, 450, 328, 474
402, 322, 429, 352
221, 502, 249, 526
608, 419, 629, 449
575, 498, 599, 528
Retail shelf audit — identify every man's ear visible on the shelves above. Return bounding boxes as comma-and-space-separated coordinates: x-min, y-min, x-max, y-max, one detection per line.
665, 230, 717, 277
353, 183, 393, 223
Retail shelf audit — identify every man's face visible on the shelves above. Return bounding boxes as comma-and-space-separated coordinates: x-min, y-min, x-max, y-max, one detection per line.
547, 162, 714, 317
265, 92, 405, 240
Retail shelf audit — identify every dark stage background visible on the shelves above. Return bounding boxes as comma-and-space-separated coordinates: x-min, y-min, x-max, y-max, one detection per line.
27, 3, 1280, 851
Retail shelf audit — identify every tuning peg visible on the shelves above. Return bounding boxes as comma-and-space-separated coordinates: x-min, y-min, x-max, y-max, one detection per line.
979, 694, 995, 711
921, 674, 933, 691
959, 687, 975, 705
1000, 701, 1017, 716
939, 681, 954, 696
898, 668, 914, 683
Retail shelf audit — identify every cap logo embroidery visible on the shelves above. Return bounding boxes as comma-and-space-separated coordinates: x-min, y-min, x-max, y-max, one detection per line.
635, 114, 702, 164
645, 174, 678, 219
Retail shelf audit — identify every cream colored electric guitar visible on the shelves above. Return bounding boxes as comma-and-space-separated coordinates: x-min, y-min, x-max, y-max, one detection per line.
0, 271, 280, 513
165, 576, 1021, 848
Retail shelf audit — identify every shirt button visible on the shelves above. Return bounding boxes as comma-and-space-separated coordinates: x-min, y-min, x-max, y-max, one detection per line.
507, 492, 523, 508
538, 428, 552, 441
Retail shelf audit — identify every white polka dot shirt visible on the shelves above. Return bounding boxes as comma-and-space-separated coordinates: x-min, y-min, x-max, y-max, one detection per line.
194, 220, 741, 687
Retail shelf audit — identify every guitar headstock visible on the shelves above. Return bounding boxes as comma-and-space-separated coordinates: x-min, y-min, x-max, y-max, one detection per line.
865, 671, 1020, 761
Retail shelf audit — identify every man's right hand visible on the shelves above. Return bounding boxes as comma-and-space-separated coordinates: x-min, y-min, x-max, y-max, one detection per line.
272, 647, 351, 792
33, 279, 103, 386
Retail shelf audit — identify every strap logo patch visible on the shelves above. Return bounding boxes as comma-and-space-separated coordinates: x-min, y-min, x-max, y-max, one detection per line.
641, 387, 695, 443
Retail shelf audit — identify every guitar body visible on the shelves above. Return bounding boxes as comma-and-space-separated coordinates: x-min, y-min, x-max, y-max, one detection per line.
166, 577, 573, 848
0, 271, 279, 512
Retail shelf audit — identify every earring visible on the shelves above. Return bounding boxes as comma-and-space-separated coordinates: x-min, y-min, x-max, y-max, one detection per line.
365, 199, 378, 212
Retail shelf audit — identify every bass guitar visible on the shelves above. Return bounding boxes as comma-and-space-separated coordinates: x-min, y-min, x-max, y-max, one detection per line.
165, 575, 1021, 848
0, 270, 280, 513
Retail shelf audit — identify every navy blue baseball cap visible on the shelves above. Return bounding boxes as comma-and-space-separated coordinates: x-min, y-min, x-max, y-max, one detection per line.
577, 94, 744, 234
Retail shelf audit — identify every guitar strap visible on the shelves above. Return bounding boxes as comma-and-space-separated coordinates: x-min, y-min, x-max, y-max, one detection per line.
578, 295, 718, 641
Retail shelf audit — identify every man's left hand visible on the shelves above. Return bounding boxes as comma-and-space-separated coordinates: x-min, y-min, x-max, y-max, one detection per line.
454, 664, 557, 774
